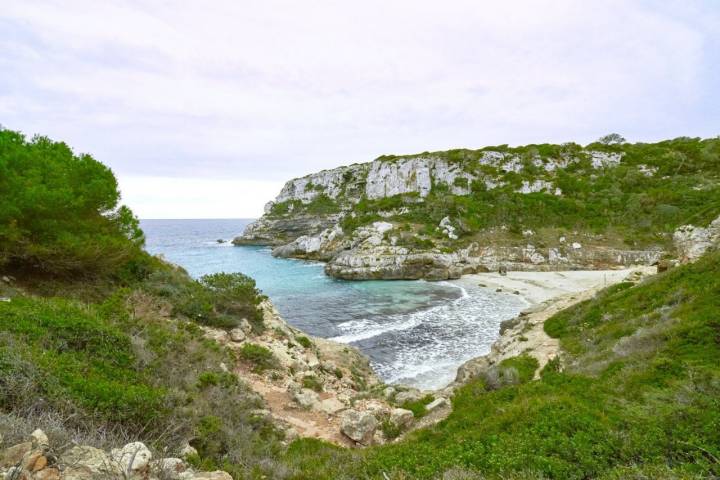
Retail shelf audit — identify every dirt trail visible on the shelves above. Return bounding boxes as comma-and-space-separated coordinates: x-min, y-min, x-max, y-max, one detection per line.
243, 371, 352, 446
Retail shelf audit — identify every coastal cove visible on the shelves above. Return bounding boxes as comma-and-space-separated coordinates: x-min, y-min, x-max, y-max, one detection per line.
142, 218, 528, 389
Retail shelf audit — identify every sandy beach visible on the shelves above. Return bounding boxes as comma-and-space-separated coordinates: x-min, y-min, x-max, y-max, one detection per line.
459, 268, 650, 305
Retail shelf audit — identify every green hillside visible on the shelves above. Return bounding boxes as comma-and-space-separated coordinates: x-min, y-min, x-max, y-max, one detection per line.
2, 128, 719, 479
279, 137, 720, 251
281, 249, 720, 479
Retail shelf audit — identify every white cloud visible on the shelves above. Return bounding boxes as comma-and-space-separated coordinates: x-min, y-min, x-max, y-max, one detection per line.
118, 175, 283, 219
1, 0, 718, 217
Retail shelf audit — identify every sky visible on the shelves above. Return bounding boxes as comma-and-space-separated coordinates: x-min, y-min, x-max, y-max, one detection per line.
1, 1, 719, 218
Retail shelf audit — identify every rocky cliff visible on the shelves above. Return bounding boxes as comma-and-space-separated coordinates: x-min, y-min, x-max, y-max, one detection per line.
234, 139, 720, 279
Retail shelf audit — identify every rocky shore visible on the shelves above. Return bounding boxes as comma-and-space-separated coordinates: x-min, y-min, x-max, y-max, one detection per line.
200, 300, 436, 447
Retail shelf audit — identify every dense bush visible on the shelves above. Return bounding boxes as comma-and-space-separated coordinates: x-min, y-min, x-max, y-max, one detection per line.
238, 343, 278, 372
0, 128, 149, 279
145, 268, 266, 331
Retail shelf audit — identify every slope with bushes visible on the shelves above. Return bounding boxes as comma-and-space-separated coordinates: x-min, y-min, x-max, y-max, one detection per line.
279, 250, 720, 479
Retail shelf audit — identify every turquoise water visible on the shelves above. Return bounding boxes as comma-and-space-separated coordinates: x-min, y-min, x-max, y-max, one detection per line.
141, 219, 526, 389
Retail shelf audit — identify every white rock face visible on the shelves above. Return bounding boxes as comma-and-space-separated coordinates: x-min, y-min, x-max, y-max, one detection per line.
365, 158, 434, 199
589, 151, 623, 168
272, 224, 344, 258
673, 216, 720, 262
276, 165, 365, 203
517, 179, 555, 194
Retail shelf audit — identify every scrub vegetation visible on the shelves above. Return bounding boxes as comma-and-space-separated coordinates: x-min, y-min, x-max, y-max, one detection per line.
2, 127, 719, 479
283, 136, 720, 250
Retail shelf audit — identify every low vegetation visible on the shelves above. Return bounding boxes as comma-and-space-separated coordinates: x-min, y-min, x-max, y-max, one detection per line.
3, 127, 720, 479
279, 251, 720, 479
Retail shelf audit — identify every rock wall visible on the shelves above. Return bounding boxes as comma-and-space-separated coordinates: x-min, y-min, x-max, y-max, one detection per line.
673, 215, 720, 262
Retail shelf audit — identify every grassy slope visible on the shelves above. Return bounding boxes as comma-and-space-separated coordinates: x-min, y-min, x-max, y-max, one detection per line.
281, 251, 720, 479
0, 265, 288, 478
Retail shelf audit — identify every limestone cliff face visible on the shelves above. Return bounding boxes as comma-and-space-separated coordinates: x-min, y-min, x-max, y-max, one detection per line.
233, 148, 665, 279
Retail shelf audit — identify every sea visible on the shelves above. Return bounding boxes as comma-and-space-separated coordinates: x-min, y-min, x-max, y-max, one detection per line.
141, 219, 527, 390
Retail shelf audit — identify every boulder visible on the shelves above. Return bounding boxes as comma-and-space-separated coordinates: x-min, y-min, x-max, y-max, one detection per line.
21, 451, 46, 472
179, 443, 198, 459
32, 468, 60, 480
1, 442, 32, 468
29, 430, 49, 450
155, 457, 189, 479
61, 445, 117, 478
395, 389, 423, 404
228, 328, 246, 342
191, 471, 233, 480
292, 389, 320, 409
390, 408, 414, 428
111, 441, 152, 474
239, 318, 253, 335
340, 410, 378, 445
319, 397, 346, 415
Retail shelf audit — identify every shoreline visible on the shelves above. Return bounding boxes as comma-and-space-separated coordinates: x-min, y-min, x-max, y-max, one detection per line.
447, 265, 656, 388
459, 268, 642, 306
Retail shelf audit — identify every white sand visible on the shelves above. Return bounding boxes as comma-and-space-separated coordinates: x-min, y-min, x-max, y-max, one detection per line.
461, 268, 647, 305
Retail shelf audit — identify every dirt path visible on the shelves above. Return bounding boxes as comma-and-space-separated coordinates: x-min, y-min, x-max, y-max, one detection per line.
242, 370, 352, 446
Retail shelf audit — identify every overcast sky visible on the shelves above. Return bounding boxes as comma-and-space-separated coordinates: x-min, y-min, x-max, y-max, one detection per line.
1, 1, 718, 218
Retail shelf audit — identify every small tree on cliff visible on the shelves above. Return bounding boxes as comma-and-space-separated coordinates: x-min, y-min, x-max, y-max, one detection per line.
598, 133, 627, 145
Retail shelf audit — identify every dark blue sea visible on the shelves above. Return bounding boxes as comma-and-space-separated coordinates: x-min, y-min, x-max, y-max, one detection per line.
141, 219, 526, 389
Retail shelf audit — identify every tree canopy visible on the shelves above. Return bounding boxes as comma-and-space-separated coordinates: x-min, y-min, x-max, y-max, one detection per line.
0, 128, 147, 278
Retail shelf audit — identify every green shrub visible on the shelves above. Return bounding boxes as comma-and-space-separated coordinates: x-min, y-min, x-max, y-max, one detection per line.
301, 375, 323, 392
400, 394, 434, 418
197, 371, 238, 389
157, 271, 266, 332
498, 355, 539, 384
296, 335, 313, 349
238, 343, 278, 372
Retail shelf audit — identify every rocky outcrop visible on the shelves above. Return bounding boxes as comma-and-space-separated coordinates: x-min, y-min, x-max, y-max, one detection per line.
324, 236, 662, 281
0, 431, 227, 480
673, 215, 720, 262
233, 149, 670, 280
339, 410, 378, 445
233, 213, 343, 247
199, 299, 415, 446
